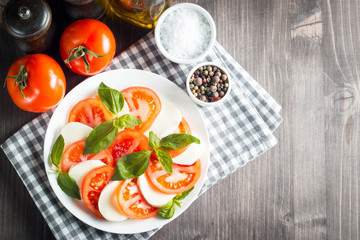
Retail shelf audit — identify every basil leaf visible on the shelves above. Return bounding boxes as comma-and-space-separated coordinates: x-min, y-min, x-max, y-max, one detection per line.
83, 121, 118, 155
113, 114, 142, 129
160, 133, 200, 150
173, 199, 181, 208
175, 186, 194, 201
51, 135, 65, 168
112, 118, 124, 129
98, 82, 124, 115
158, 187, 195, 219
148, 131, 160, 150
57, 172, 81, 200
157, 200, 175, 219
155, 149, 173, 174
112, 150, 152, 180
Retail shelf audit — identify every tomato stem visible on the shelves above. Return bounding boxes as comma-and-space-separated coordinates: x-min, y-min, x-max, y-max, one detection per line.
64, 46, 107, 73
5, 65, 28, 100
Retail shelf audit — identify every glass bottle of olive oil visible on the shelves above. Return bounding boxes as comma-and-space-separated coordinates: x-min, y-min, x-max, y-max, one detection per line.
109, 0, 171, 29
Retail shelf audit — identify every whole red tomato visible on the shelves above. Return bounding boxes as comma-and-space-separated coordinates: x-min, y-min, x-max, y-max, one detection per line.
5, 54, 66, 113
59, 19, 116, 76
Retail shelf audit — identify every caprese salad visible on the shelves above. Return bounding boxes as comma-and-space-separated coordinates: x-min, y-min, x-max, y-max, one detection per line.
50, 82, 204, 221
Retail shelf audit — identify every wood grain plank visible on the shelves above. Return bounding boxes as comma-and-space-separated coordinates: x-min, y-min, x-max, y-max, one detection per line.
322, 0, 360, 240
288, 1, 328, 239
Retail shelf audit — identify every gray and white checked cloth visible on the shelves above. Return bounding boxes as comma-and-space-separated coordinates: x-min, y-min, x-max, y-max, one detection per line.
1, 32, 282, 240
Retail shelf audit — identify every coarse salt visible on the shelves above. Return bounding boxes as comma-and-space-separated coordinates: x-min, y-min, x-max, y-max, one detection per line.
159, 7, 211, 60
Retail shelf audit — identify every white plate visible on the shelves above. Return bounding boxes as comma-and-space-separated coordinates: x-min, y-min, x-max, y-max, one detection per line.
43, 69, 210, 234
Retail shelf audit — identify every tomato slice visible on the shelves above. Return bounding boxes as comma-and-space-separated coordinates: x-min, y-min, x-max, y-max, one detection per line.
108, 129, 150, 163
174, 117, 191, 134
167, 117, 192, 158
68, 98, 114, 128
61, 140, 114, 172
81, 165, 114, 219
121, 87, 161, 133
116, 178, 158, 219
146, 158, 201, 194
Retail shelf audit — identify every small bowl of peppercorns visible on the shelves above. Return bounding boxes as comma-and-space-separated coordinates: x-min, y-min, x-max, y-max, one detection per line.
186, 62, 231, 107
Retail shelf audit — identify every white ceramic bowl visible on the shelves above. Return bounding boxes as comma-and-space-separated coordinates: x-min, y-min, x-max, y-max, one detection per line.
186, 62, 232, 107
155, 3, 216, 64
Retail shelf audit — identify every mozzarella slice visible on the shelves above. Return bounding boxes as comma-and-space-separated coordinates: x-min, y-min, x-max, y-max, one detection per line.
137, 174, 175, 208
172, 135, 203, 165
98, 181, 127, 221
60, 122, 93, 147
68, 160, 106, 189
144, 96, 182, 138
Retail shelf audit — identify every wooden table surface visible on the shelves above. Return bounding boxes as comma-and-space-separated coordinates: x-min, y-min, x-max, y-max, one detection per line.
1, 0, 359, 239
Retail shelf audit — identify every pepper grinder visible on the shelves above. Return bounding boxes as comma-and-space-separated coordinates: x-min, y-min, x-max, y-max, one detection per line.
3, 0, 56, 53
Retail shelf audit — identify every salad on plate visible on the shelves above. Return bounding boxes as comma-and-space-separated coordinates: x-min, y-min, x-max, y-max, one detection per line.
43, 69, 209, 234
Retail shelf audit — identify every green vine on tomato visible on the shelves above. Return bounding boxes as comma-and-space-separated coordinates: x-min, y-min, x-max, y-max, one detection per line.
4, 65, 28, 100
64, 46, 108, 74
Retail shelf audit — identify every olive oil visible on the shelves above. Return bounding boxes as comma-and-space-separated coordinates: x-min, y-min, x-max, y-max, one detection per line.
109, 0, 170, 29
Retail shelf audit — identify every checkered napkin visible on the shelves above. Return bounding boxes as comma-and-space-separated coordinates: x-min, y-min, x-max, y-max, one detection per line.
1, 32, 282, 240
